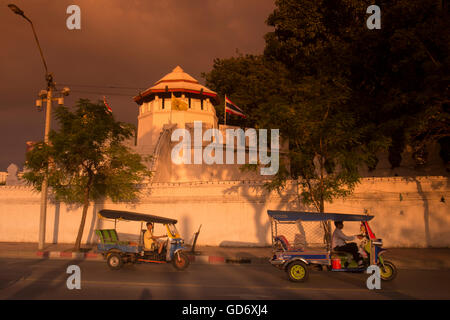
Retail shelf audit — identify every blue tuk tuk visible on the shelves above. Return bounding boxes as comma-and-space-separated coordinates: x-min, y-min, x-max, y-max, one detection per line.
95, 209, 190, 271
267, 210, 397, 282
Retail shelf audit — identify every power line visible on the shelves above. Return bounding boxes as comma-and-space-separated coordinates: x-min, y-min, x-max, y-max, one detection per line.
59, 83, 146, 90
69, 90, 138, 97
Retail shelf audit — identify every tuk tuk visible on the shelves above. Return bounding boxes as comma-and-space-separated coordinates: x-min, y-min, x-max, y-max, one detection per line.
95, 209, 190, 271
267, 210, 397, 282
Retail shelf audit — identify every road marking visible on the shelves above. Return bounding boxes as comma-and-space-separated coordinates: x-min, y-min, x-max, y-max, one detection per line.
12, 277, 379, 293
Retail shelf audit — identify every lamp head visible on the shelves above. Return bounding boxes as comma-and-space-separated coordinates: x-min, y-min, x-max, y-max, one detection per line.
38, 90, 48, 99
35, 99, 42, 112
8, 4, 24, 16
61, 87, 70, 96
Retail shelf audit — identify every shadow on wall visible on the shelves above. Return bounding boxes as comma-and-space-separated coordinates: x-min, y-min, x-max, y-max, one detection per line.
181, 215, 191, 245
222, 181, 312, 246
86, 202, 101, 245
52, 202, 60, 244
409, 177, 431, 248
223, 183, 269, 246
85, 194, 147, 245
48, 195, 151, 245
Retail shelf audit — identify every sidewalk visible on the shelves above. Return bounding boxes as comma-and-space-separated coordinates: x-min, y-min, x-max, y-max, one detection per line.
0, 242, 449, 270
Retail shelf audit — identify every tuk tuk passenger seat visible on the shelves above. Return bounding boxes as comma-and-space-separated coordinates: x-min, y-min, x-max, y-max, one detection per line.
95, 229, 129, 245
275, 235, 293, 251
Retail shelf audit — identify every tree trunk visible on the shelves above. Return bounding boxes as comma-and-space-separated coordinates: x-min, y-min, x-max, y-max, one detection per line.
74, 198, 89, 252
319, 198, 325, 213
74, 179, 92, 252
318, 142, 330, 247
318, 138, 325, 214
74, 200, 89, 252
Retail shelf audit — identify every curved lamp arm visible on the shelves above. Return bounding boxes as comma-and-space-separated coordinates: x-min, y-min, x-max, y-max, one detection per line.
8, 4, 49, 82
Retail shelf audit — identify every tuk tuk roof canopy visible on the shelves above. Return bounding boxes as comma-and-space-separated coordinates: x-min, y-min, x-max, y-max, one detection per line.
267, 210, 374, 222
98, 209, 177, 224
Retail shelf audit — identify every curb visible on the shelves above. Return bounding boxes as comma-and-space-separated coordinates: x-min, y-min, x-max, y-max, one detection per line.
7, 252, 449, 270
31, 251, 270, 264
36, 251, 103, 260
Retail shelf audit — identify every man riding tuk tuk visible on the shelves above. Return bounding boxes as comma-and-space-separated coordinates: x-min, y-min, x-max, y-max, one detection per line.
267, 210, 397, 282
95, 209, 190, 271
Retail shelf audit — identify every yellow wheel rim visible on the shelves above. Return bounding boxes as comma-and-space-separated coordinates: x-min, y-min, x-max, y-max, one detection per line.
380, 264, 392, 278
291, 264, 306, 280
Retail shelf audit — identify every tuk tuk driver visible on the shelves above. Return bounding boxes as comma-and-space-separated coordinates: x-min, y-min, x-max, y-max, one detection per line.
332, 221, 364, 265
144, 222, 167, 254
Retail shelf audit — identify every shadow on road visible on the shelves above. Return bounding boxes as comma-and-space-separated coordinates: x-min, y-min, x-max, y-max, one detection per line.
4, 259, 84, 300
0, 259, 48, 292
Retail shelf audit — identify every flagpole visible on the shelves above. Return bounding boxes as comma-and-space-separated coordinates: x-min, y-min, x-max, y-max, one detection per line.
224, 94, 227, 127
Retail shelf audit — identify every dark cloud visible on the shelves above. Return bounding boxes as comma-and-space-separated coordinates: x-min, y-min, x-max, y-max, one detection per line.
0, 0, 274, 170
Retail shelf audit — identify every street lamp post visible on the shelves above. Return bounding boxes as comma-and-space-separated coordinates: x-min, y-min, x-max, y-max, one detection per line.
8, 4, 69, 250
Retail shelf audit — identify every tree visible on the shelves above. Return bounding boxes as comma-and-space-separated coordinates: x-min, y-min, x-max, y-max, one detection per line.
204, 0, 449, 214
264, 0, 450, 170
23, 99, 151, 251
202, 54, 288, 128
331, 0, 450, 168
204, 1, 386, 216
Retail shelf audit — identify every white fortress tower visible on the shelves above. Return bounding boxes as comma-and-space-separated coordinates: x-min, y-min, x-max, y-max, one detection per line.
134, 66, 219, 155
133, 66, 283, 182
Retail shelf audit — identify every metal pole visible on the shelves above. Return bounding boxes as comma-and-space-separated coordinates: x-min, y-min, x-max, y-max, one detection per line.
8, 4, 53, 250
27, 19, 48, 75
38, 86, 52, 250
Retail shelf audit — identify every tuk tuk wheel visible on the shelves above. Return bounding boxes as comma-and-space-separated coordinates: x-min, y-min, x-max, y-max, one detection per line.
107, 253, 123, 270
287, 261, 309, 282
379, 260, 397, 281
172, 252, 190, 271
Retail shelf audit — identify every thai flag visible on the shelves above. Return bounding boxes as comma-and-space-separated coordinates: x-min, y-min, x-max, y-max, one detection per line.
103, 96, 113, 113
225, 96, 246, 118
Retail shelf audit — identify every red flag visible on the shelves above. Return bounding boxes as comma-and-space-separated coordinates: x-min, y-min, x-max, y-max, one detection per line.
225, 96, 246, 118
103, 96, 113, 113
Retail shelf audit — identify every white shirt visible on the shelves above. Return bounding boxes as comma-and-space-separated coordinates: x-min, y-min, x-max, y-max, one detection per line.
332, 228, 355, 248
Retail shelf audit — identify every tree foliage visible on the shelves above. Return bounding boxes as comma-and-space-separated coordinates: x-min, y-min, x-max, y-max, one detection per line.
23, 99, 151, 250
202, 54, 288, 128
203, 0, 449, 216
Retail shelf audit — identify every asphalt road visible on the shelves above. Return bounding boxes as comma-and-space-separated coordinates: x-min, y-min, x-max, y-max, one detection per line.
0, 258, 449, 300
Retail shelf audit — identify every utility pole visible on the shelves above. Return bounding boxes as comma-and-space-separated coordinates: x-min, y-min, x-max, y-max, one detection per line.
8, 4, 69, 250
38, 77, 53, 250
